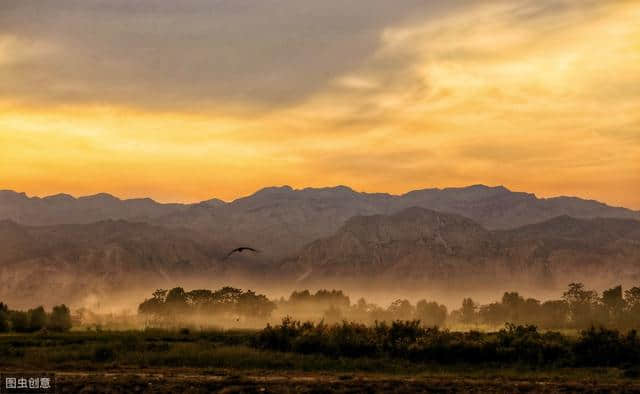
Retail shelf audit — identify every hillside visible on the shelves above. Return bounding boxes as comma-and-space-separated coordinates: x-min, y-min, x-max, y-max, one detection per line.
0, 220, 232, 308
155, 185, 640, 259
0, 190, 190, 225
288, 208, 640, 293
1, 185, 639, 305
3, 185, 638, 260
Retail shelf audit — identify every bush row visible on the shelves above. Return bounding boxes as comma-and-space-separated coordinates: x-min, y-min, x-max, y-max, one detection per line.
254, 318, 640, 367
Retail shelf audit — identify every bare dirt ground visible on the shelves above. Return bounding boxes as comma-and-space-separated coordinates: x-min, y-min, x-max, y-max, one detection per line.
37, 369, 640, 393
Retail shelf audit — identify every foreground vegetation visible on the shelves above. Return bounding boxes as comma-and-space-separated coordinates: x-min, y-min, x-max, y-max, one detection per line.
1, 321, 639, 374
256, 320, 640, 370
3, 283, 640, 391
2, 322, 640, 392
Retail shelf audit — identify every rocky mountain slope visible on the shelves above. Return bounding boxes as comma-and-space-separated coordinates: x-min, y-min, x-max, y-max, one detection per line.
0, 190, 189, 225
154, 185, 640, 259
0, 220, 232, 308
3, 185, 638, 261
1, 185, 639, 305
288, 208, 640, 292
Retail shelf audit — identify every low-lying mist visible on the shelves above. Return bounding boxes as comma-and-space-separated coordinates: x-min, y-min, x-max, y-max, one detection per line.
3, 281, 629, 333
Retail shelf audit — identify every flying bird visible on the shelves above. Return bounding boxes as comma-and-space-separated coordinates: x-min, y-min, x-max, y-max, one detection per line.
223, 246, 260, 260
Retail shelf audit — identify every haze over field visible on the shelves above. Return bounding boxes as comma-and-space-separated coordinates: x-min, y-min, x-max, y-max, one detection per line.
1, 184, 639, 312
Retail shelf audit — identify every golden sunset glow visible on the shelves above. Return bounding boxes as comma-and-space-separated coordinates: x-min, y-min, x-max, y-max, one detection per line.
1, 0, 639, 207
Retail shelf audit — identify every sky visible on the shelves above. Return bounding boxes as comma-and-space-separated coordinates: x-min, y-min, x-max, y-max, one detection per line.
1, 0, 639, 208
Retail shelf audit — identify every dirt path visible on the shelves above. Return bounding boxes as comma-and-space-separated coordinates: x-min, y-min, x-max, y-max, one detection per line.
22, 369, 640, 393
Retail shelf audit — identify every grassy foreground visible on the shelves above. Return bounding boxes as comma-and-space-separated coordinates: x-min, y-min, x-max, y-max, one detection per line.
1, 325, 640, 393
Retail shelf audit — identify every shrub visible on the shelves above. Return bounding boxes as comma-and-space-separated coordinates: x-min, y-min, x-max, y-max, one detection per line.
93, 346, 115, 362
48, 305, 72, 332
9, 311, 29, 333
253, 319, 640, 368
28, 306, 47, 332
574, 327, 640, 366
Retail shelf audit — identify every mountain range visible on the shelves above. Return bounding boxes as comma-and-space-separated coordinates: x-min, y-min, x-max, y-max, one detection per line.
3, 185, 638, 259
0, 185, 639, 308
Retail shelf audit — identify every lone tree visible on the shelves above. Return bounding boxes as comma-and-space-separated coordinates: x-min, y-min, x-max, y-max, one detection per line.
28, 306, 47, 332
460, 298, 477, 325
563, 282, 598, 328
416, 300, 447, 327
601, 285, 625, 324
48, 305, 72, 332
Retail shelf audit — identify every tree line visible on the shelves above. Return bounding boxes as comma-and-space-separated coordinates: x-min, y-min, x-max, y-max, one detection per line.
279, 289, 447, 326
137, 283, 640, 330
281, 283, 640, 330
0, 302, 72, 333
138, 286, 276, 325
455, 283, 640, 330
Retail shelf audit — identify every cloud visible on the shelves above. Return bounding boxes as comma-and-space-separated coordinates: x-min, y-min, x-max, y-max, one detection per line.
272, 0, 640, 205
0, 0, 467, 110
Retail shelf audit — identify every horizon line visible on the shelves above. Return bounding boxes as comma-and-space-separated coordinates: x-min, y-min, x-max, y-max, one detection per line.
1, 183, 637, 212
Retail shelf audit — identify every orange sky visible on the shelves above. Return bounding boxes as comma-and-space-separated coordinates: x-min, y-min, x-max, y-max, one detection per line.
1, 0, 639, 208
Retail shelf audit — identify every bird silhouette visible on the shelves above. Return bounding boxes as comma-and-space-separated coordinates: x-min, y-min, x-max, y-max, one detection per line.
223, 246, 260, 260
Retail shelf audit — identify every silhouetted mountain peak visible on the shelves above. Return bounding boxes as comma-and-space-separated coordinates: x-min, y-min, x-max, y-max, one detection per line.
198, 197, 226, 207
301, 185, 355, 193
0, 189, 188, 225
43, 193, 75, 202
78, 192, 120, 202
254, 185, 294, 195
451, 184, 508, 191
0, 190, 28, 202
1, 185, 639, 252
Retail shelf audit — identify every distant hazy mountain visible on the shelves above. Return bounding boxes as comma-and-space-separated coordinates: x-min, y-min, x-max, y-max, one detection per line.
396, 185, 640, 229
1, 196, 639, 307
0, 219, 228, 308
289, 208, 640, 292
287, 207, 495, 278
156, 186, 393, 259
155, 184, 640, 258
0, 190, 190, 225
2, 185, 639, 261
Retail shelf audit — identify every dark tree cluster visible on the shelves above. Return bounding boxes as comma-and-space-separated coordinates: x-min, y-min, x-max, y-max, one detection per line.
255, 318, 640, 368
288, 289, 351, 310
453, 283, 640, 330
280, 289, 447, 327
280, 283, 640, 330
138, 286, 276, 325
0, 302, 72, 333
347, 298, 448, 327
